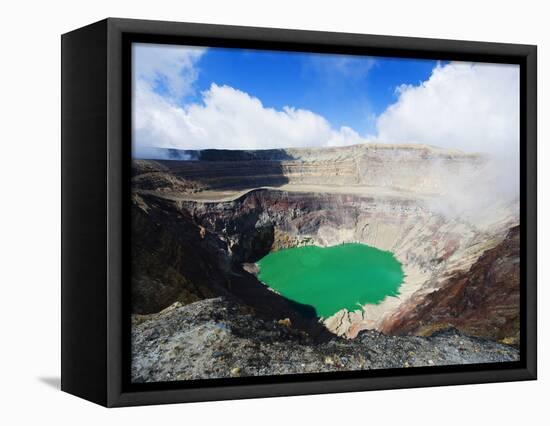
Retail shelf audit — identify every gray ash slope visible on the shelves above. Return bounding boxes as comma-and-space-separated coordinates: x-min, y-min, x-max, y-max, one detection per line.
132, 297, 519, 382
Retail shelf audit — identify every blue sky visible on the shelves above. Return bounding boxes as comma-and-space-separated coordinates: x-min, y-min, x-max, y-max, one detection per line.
153, 47, 439, 135
133, 42, 518, 157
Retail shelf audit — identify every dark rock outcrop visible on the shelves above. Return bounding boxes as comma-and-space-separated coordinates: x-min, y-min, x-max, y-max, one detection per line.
131, 192, 331, 340
131, 194, 228, 314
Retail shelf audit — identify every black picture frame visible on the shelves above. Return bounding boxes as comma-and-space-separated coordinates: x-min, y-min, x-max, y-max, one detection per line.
61, 17, 537, 407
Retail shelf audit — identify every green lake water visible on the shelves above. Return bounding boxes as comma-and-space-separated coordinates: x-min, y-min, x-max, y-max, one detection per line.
257, 243, 405, 318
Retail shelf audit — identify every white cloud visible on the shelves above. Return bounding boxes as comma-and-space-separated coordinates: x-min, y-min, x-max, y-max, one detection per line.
373, 61, 520, 220
132, 44, 371, 158
134, 82, 367, 156
132, 43, 205, 100
375, 61, 519, 159
133, 78, 369, 158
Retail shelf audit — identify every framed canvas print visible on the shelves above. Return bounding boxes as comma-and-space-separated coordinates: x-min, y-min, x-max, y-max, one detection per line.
61, 18, 537, 407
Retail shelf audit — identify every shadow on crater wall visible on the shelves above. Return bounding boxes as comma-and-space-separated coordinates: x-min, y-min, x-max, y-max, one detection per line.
157, 159, 291, 191
130, 194, 332, 343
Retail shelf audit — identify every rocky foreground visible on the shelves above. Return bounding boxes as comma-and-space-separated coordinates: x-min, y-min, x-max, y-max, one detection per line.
132, 297, 519, 382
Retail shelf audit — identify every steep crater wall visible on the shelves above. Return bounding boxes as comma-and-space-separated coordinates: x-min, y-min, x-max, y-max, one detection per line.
180, 189, 516, 337
131, 144, 519, 342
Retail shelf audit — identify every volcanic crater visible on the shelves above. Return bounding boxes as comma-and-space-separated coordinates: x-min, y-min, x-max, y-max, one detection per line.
130, 143, 520, 381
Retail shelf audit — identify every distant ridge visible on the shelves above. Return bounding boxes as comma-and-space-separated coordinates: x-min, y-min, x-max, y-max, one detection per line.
138, 143, 481, 162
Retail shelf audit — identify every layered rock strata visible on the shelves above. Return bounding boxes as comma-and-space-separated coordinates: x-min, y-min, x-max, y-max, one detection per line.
131, 143, 520, 343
